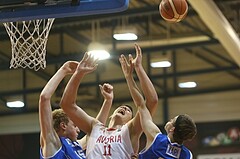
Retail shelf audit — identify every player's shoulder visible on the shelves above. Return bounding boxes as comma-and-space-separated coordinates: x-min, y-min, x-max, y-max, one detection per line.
92, 121, 106, 129
181, 145, 193, 159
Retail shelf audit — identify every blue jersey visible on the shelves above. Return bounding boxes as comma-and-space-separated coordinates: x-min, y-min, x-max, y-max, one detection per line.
40, 137, 86, 159
138, 133, 193, 159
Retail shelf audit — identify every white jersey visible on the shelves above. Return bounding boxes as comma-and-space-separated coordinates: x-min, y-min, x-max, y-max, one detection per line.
86, 123, 134, 159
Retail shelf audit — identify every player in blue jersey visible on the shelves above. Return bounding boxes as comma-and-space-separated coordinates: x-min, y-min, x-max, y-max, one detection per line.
39, 61, 113, 159
119, 53, 197, 159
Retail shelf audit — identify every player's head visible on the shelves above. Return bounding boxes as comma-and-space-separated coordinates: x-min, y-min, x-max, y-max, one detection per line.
165, 114, 197, 144
52, 109, 79, 141
124, 104, 134, 118
110, 104, 134, 124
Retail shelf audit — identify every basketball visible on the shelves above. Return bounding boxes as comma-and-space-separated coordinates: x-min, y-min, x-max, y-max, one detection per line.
159, 0, 188, 22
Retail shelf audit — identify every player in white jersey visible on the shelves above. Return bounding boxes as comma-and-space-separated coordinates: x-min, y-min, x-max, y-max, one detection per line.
60, 43, 158, 159
121, 53, 197, 159
86, 123, 134, 158
39, 61, 113, 159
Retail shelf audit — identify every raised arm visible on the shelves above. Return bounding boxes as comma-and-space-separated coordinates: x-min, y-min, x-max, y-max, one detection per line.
78, 83, 113, 149
131, 85, 161, 149
39, 61, 78, 156
132, 43, 158, 115
96, 83, 113, 124
119, 55, 160, 149
60, 52, 99, 134
119, 54, 143, 153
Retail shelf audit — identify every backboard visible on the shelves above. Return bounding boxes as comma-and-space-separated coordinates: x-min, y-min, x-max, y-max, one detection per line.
0, 0, 129, 22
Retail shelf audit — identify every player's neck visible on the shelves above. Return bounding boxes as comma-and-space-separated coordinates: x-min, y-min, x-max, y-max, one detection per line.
58, 130, 66, 138
167, 134, 176, 143
108, 117, 124, 129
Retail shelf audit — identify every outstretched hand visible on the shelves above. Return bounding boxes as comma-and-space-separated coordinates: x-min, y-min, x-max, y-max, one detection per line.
99, 83, 114, 100
61, 61, 79, 74
119, 54, 134, 78
76, 52, 98, 75
131, 43, 143, 68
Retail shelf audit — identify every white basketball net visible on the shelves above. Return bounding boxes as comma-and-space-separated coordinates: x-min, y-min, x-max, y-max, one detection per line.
3, 18, 55, 71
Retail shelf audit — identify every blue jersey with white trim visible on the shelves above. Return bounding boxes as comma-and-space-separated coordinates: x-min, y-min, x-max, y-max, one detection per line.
40, 137, 86, 159
138, 133, 193, 159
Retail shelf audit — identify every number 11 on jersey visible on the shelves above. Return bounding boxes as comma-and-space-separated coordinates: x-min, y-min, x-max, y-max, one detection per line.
103, 144, 112, 156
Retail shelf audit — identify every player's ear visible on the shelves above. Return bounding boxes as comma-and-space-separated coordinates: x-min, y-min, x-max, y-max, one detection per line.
60, 122, 67, 130
169, 126, 175, 132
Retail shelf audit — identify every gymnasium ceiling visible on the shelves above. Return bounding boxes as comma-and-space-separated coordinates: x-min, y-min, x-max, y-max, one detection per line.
0, 0, 239, 117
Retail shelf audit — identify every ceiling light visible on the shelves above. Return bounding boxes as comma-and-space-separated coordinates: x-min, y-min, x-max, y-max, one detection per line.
88, 50, 110, 60
178, 81, 197, 88
151, 60, 171, 68
113, 27, 138, 40
113, 33, 137, 40
6, 101, 24, 108
88, 42, 110, 60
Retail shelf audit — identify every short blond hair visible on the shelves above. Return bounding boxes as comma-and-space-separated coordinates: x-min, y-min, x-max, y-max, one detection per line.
52, 109, 69, 132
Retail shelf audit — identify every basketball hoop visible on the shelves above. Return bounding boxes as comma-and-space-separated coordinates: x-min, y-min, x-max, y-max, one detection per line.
3, 18, 55, 71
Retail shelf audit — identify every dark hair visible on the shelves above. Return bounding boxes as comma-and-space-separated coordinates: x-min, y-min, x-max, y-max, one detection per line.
173, 114, 197, 144
52, 109, 69, 132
